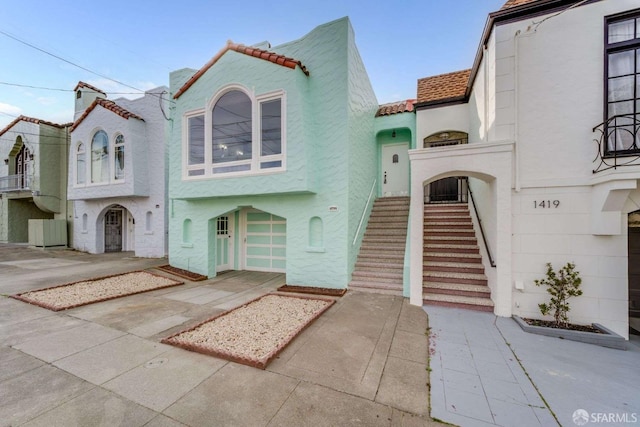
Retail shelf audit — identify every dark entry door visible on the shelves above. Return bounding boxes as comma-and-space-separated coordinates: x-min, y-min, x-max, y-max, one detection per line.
429, 177, 459, 202
105, 209, 123, 252
629, 227, 640, 320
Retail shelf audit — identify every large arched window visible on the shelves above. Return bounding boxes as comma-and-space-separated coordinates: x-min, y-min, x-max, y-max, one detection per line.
91, 130, 109, 183
212, 90, 252, 173
114, 134, 125, 180
76, 143, 86, 184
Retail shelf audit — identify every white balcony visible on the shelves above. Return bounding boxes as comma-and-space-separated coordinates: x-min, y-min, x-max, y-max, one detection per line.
0, 174, 31, 193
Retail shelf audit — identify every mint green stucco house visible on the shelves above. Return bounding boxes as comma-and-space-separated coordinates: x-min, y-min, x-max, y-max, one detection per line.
168, 18, 415, 290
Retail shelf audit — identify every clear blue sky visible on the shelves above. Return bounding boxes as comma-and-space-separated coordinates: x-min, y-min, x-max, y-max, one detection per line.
0, 0, 506, 129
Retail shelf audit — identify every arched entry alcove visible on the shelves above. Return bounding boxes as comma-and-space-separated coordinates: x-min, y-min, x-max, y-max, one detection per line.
96, 204, 136, 253
409, 141, 514, 316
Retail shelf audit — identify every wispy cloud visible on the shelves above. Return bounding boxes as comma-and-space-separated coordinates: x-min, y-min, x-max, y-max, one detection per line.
0, 102, 22, 117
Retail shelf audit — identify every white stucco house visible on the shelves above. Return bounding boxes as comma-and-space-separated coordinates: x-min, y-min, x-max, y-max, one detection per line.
68, 82, 169, 257
410, 0, 640, 339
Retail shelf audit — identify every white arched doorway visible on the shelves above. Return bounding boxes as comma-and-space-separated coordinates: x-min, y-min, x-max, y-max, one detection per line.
409, 141, 514, 316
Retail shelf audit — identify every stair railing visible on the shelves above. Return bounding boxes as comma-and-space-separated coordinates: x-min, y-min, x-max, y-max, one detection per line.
466, 178, 496, 267
353, 179, 377, 246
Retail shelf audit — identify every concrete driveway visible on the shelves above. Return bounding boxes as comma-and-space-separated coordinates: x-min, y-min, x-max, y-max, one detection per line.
0, 246, 439, 426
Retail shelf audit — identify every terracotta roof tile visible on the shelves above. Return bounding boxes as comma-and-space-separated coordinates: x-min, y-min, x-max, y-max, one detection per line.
173, 40, 309, 99
71, 98, 144, 132
0, 115, 69, 138
73, 81, 107, 94
500, 0, 540, 10
416, 69, 471, 104
376, 99, 416, 117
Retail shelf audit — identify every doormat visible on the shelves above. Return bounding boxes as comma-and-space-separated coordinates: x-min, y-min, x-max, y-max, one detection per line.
155, 265, 207, 281
277, 284, 346, 297
12, 271, 183, 311
162, 294, 335, 369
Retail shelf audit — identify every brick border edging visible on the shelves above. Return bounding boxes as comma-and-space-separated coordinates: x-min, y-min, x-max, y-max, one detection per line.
162, 293, 336, 369
277, 284, 347, 297
154, 265, 208, 282
11, 270, 184, 312
512, 315, 626, 350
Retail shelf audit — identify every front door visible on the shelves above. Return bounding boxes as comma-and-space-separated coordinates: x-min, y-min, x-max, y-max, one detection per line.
429, 177, 460, 202
216, 215, 233, 272
105, 209, 123, 252
381, 143, 409, 197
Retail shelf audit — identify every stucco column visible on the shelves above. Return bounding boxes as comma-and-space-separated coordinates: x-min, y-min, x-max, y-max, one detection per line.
494, 168, 513, 316
409, 175, 424, 306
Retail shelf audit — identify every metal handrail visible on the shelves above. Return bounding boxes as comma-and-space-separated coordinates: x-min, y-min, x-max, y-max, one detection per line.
466, 178, 496, 267
353, 179, 377, 246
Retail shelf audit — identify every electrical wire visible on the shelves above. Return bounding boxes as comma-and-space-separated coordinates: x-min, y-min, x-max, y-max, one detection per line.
0, 29, 173, 105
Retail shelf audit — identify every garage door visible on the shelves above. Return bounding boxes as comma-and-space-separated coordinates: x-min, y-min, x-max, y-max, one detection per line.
245, 211, 286, 272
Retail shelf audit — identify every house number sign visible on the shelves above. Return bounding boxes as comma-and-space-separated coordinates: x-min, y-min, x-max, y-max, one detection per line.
533, 200, 560, 208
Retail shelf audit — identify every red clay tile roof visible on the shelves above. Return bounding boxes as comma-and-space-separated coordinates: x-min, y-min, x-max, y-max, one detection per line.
500, 0, 540, 9
417, 69, 471, 104
376, 99, 416, 117
73, 81, 107, 95
173, 40, 309, 99
71, 98, 144, 132
0, 115, 70, 138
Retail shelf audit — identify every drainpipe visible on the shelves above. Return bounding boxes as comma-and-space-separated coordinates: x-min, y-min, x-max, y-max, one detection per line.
514, 30, 521, 193
484, 44, 489, 142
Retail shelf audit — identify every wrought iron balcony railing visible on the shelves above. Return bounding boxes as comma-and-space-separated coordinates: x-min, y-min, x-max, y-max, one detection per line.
0, 174, 31, 192
593, 114, 640, 173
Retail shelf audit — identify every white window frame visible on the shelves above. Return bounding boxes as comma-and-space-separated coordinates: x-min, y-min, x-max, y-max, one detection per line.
114, 133, 125, 181
75, 141, 86, 185
77, 127, 128, 187
181, 85, 286, 180
182, 108, 206, 179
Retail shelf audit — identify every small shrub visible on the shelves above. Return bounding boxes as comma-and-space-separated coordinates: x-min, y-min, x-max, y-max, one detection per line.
534, 262, 583, 328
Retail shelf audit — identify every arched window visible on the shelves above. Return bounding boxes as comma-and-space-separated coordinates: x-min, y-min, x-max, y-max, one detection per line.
423, 131, 468, 148
82, 213, 88, 232
212, 90, 252, 172
91, 130, 109, 183
114, 134, 125, 180
76, 143, 86, 184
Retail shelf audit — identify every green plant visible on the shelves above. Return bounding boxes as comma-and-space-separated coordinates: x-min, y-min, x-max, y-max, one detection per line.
534, 262, 583, 328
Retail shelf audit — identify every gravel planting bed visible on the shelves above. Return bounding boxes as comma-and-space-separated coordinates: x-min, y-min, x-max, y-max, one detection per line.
13, 271, 183, 311
163, 294, 335, 369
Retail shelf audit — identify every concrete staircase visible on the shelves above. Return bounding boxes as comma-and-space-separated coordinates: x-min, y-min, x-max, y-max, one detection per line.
423, 203, 494, 312
349, 197, 409, 295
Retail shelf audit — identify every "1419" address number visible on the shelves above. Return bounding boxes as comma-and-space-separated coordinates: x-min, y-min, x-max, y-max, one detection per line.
533, 200, 560, 208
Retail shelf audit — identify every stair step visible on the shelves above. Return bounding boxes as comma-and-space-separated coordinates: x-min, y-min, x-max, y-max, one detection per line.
368, 216, 409, 223
349, 281, 403, 296
423, 294, 494, 312
423, 216, 471, 222
362, 239, 407, 249
423, 271, 487, 285
352, 271, 403, 282
425, 221, 473, 227
355, 262, 403, 271
424, 204, 469, 211
424, 261, 485, 274
358, 253, 404, 261
425, 232, 476, 238
424, 252, 482, 263
423, 282, 491, 298
424, 210, 469, 216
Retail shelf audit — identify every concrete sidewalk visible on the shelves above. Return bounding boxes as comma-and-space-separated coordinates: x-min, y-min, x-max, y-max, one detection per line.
0, 247, 439, 426
427, 306, 640, 427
